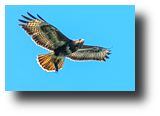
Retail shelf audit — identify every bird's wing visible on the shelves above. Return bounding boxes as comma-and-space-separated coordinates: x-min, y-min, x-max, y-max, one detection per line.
19, 12, 71, 51
66, 45, 111, 62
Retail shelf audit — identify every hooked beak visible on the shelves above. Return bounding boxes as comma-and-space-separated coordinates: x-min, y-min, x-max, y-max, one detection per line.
79, 39, 84, 43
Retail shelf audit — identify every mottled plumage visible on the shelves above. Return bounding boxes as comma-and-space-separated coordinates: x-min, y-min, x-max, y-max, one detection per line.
19, 12, 111, 72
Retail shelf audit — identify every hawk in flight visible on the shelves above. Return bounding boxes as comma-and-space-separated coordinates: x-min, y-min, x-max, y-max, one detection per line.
19, 12, 111, 72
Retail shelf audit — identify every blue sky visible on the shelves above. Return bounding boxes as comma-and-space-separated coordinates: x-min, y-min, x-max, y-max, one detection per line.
5, 5, 135, 91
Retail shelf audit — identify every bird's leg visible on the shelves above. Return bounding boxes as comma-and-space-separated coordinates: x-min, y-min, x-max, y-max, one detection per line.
54, 62, 58, 72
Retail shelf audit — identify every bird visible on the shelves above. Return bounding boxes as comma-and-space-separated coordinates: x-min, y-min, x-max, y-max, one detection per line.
18, 12, 111, 72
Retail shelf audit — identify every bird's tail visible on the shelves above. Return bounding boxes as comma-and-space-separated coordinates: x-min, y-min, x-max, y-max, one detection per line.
37, 52, 65, 72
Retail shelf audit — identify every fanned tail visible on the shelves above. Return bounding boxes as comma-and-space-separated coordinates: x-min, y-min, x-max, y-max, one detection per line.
37, 52, 65, 72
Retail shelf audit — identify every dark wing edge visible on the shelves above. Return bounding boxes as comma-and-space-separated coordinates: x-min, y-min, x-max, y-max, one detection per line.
66, 45, 111, 62
18, 12, 70, 51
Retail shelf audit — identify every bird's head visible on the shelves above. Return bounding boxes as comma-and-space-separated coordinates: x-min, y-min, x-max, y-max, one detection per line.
72, 39, 84, 49
73, 39, 84, 45
78, 39, 84, 43
77, 39, 84, 48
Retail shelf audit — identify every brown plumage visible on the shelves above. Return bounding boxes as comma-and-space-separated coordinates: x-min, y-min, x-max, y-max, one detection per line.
19, 12, 111, 72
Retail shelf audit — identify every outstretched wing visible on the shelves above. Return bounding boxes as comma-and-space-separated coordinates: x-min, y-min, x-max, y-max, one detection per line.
19, 12, 71, 51
67, 45, 111, 62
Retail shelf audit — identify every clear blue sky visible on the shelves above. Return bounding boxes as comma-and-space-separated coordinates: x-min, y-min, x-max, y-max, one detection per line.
5, 5, 135, 91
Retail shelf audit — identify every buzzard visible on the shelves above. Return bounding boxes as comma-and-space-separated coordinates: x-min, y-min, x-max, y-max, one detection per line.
19, 12, 111, 72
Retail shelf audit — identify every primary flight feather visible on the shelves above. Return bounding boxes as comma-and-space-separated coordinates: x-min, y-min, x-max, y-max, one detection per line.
19, 12, 111, 72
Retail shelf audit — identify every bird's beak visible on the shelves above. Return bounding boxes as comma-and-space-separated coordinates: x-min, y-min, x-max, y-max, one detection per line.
80, 39, 84, 43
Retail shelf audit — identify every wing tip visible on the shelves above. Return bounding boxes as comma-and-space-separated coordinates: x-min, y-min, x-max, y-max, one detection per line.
102, 58, 106, 62
18, 19, 29, 24
19, 12, 47, 27
26, 12, 45, 22
18, 23, 22, 26
107, 52, 111, 55
37, 14, 46, 22
105, 55, 109, 59
21, 14, 33, 21
27, 12, 38, 20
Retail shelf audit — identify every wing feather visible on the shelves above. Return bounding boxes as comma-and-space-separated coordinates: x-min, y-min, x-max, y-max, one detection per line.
21, 15, 33, 21
27, 12, 38, 20
37, 14, 46, 22
67, 45, 111, 62
19, 12, 71, 51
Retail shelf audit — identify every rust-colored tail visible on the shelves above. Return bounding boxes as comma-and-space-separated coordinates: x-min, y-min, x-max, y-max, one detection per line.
37, 52, 65, 72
